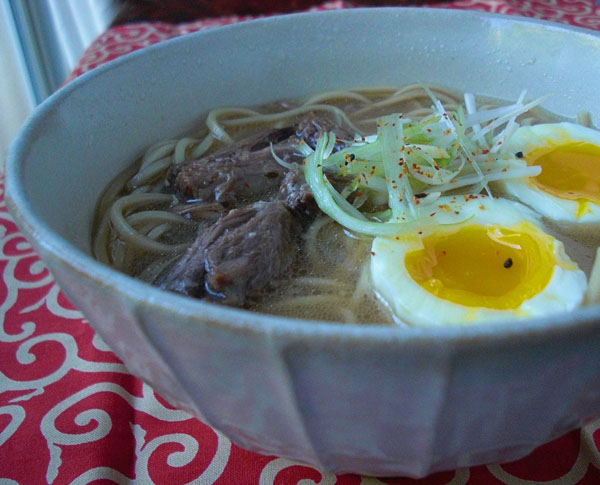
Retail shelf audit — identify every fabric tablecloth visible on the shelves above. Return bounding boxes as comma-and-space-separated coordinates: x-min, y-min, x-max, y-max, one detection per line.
2, 1, 600, 483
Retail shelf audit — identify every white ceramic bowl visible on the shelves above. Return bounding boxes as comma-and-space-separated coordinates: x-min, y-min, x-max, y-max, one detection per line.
6, 8, 600, 477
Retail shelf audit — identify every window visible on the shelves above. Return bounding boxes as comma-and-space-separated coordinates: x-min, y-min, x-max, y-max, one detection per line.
1, 0, 120, 159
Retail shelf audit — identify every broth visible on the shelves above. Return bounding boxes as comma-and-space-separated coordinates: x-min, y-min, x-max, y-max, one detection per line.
92, 84, 596, 325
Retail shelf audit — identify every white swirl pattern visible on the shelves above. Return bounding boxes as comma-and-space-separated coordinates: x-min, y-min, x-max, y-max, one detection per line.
0, 405, 25, 446
2, 1, 600, 483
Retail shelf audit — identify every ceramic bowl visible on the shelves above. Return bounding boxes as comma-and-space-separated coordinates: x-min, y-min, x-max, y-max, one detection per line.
6, 8, 600, 477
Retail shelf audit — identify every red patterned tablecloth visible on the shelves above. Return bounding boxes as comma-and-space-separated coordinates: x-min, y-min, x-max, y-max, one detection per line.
3, 1, 600, 483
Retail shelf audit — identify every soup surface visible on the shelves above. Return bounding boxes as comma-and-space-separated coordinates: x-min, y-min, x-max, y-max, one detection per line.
92, 84, 598, 326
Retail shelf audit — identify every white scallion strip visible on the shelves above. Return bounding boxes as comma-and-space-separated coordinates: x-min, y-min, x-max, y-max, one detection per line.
423, 165, 541, 194
270, 143, 298, 170
488, 91, 527, 154
303, 134, 420, 236
326, 183, 368, 221
471, 95, 549, 143
378, 114, 415, 221
290, 86, 551, 237
464, 92, 483, 140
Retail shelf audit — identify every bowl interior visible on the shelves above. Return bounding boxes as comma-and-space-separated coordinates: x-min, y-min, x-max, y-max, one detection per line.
7, 7, 600, 334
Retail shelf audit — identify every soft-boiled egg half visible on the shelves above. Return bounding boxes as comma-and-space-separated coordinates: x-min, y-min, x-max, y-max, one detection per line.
370, 196, 587, 326
495, 122, 600, 232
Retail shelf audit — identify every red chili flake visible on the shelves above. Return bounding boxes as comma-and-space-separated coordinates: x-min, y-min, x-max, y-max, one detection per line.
371, 251, 376, 256
244, 182, 250, 188
317, 164, 322, 168
356, 191, 363, 197
502, 167, 508, 172
441, 250, 447, 255
430, 212, 436, 217
482, 149, 489, 154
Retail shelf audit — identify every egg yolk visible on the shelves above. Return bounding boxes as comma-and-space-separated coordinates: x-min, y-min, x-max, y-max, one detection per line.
526, 141, 600, 215
404, 223, 555, 309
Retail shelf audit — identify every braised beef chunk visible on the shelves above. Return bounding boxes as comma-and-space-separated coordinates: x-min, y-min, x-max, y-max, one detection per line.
169, 127, 300, 205
159, 112, 352, 307
159, 201, 300, 306
296, 112, 352, 150
171, 148, 287, 205
248, 126, 296, 152
169, 113, 351, 205
280, 168, 319, 223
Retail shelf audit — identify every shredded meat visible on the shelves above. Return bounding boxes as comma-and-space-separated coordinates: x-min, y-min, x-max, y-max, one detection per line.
158, 113, 352, 306
158, 201, 300, 306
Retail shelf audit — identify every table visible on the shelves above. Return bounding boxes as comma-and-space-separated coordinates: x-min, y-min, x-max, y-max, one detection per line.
2, 1, 600, 483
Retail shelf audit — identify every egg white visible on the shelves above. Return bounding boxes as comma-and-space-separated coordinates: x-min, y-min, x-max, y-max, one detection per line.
495, 122, 600, 233
370, 196, 587, 327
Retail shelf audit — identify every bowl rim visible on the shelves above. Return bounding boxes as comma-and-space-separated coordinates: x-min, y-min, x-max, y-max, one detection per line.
6, 6, 600, 346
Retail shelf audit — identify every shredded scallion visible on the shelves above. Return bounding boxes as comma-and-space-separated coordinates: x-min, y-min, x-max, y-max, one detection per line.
295, 87, 548, 237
